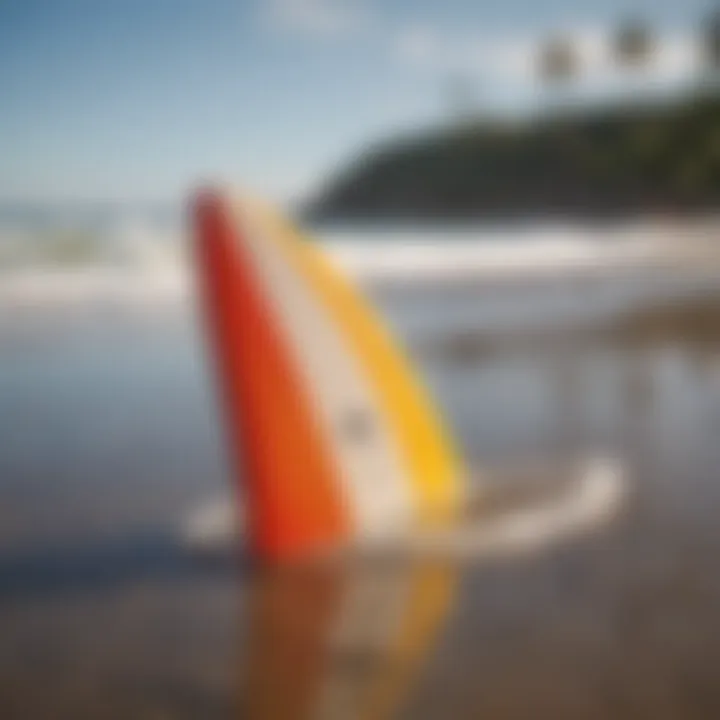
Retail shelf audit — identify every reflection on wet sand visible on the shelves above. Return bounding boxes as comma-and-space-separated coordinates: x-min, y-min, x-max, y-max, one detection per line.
242, 561, 457, 720
417, 291, 720, 366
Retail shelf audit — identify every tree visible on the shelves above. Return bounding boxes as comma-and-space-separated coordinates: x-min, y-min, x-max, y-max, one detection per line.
613, 20, 653, 68
703, 9, 720, 74
538, 37, 578, 84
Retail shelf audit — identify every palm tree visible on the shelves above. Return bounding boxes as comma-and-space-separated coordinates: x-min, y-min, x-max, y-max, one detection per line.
538, 36, 577, 84
537, 36, 579, 112
702, 9, 720, 75
613, 20, 653, 68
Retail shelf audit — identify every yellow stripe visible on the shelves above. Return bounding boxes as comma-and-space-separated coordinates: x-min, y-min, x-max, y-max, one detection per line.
359, 562, 458, 720
245, 199, 466, 527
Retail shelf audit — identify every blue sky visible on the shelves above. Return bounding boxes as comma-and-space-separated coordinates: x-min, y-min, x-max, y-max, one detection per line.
0, 0, 714, 202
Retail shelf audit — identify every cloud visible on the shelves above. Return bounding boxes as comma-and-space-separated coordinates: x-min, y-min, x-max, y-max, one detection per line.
263, 0, 369, 38
394, 24, 702, 95
395, 25, 543, 84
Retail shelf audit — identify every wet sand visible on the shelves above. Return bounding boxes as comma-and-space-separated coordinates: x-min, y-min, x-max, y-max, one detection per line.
1, 276, 720, 718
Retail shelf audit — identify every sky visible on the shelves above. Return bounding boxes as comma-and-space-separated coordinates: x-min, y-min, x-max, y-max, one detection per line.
0, 0, 715, 203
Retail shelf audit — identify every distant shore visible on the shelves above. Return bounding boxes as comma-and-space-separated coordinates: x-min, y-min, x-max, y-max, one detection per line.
309, 94, 720, 223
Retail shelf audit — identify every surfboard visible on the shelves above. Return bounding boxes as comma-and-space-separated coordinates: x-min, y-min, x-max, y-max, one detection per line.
191, 189, 626, 565
192, 190, 465, 562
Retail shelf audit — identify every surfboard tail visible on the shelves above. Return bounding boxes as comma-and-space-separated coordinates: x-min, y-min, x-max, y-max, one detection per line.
192, 189, 465, 563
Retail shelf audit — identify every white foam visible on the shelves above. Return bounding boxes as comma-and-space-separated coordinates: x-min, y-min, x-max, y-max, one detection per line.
325, 237, 663, 282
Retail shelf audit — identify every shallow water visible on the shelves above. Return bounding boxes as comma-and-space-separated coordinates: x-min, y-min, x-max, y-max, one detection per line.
2, 269, 720, 718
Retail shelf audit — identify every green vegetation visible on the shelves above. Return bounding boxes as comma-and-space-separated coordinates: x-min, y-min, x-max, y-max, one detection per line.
310, 93, 720, 220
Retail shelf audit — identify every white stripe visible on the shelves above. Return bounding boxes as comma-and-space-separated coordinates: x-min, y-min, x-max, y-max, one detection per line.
231, 202, 414, 540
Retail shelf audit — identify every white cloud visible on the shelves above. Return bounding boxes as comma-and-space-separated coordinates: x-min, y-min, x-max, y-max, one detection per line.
263, 0, 369, 37
650, 35, 699, 83
395, 25, 540, 83
394, 24, 702, 96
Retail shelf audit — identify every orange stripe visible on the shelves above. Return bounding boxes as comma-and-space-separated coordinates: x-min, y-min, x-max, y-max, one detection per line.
193, 191, 351, 562
243, 567, 346, 719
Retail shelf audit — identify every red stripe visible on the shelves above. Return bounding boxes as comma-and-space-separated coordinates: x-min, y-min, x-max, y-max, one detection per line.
193, 191, 351, 562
